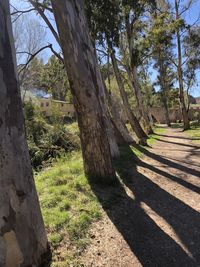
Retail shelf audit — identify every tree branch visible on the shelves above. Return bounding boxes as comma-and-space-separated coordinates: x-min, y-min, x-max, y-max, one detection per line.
18, 44, 57, 74
11, 8, 35, 16
29, 0, 60, 46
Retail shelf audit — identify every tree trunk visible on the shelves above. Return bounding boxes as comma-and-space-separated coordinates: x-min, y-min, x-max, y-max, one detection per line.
126, 65, 153, 134
175, 0, 190, 130
124, 18, 153, 135
110, 96, 135, 144
159, 62, 171, 127
0, 1, 50, 266
161, 93, 171, 127
103, 81, 134, 144
110, 48, 148, 146
51, 0, 116, 182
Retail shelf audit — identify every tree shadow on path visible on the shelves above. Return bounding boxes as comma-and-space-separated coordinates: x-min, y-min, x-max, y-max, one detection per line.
89, 146, 200, 267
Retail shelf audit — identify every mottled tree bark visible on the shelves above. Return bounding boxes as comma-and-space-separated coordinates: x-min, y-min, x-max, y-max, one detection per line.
110, 48, 148, 146
51, 0, 116, 181
0, 1, 50, 266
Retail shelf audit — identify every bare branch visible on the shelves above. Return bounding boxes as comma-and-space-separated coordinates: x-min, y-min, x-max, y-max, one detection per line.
11, 8, 35, 16
29, 0, 60, 46
18, 44, 52, 74
179, 0, 193, 16
169, 57, 178, 68
49, 44, 64, 63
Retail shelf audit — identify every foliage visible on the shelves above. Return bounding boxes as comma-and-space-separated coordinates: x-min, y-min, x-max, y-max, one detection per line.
40, 55, 72, 101
24, 101, 80, 169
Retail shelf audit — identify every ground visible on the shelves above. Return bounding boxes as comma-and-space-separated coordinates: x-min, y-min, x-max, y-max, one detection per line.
80, 126, 200, 267
36, 125, 200, 266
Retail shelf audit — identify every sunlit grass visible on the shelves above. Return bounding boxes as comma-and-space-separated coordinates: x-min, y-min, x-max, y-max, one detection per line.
147, 125, 166, 146
35, 152, 101, 265
185, 121, 200, 143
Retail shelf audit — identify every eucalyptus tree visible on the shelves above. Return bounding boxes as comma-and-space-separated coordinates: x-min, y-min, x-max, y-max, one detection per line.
149, 10, 175, 126
183, 25, 200, 109
119, 0, 155, 134
174, 0, 190, 129
50, 0, 117, 182
86, 0, 148, 145
0, 1, 50, 266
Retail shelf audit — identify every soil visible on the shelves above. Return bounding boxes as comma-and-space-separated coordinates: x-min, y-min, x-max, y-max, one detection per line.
81, 127, 200, 267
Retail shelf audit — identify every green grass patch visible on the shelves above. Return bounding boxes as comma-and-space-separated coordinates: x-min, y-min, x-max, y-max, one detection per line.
170, 122, 183, 129
35, 151, 101, 265
185, 121, 200, 143
147, 125, 166, 146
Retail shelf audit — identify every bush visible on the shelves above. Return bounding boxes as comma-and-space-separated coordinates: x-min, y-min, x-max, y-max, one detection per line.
23, 101, 80, 169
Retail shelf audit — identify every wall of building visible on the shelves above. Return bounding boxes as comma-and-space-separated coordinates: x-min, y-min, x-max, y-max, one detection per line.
151, 106, 200, 124
39, 98, 75, 117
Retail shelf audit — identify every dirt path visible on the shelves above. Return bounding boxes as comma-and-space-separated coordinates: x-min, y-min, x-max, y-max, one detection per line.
81, 128, 200, 267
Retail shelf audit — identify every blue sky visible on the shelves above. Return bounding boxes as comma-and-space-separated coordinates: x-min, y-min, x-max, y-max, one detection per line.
11, 0, 200, 97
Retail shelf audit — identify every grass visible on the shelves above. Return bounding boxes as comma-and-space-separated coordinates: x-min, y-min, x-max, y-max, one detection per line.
168, 121, 200, 143
147, 125, 166, 146
35, 152, 101, 266
185, 121, 200, 143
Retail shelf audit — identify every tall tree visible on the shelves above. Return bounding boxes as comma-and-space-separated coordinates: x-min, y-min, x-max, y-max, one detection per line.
51, 0, 117, 182
121, 0, 154, 134
110, 47, 148, 145
150, 10, 175, 126
86, 0, 148, 144
174, 0, 190, 129
0, 1, 50, 266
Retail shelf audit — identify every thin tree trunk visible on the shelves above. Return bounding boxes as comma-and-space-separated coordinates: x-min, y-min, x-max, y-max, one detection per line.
126, 65, 153, 134
110, 96, 135, 144
161, 93, 171, 126
175, 0, 190, 130
103, 80, 134, 144
158, 53, 171, 127
124, 18, 153, 134
0, 1, 50, 266
51, 0, 116, 182
110, 47, 148, 145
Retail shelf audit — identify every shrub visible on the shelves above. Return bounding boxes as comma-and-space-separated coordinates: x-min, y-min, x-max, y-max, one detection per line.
23, 101, 80, 169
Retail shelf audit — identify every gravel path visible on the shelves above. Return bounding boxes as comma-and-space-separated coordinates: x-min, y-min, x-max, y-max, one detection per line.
81, 128, 200, 267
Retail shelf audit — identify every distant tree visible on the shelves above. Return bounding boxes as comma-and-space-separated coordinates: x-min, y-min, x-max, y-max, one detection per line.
40, 55, 71, 101
0, 1, 50, 265
12, 13, 46, 89
149, 9, 175, 126
183, 25, 200, 109
85, 0, 148, 144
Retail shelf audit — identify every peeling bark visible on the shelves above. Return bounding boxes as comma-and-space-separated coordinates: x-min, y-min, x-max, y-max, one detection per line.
0, 1, 50, 266
51, 0, 116, 182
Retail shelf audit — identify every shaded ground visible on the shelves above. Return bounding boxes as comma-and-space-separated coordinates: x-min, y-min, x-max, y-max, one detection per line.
81, 127, 200, 267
